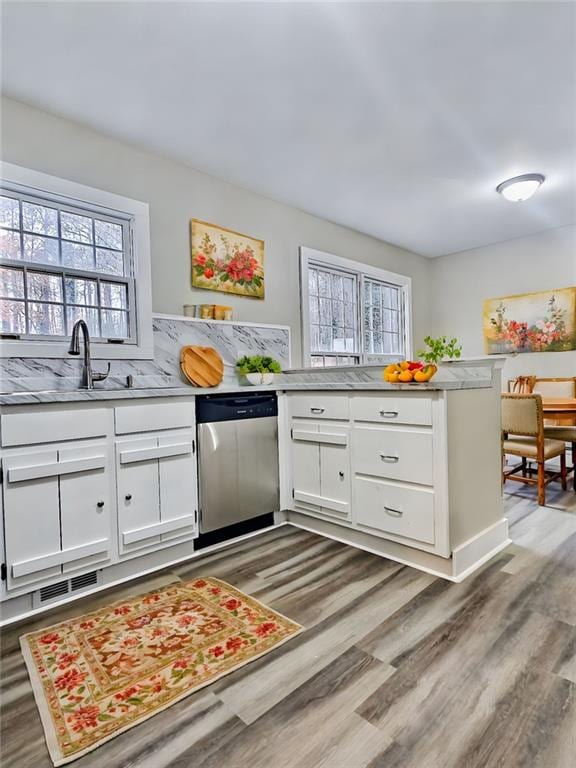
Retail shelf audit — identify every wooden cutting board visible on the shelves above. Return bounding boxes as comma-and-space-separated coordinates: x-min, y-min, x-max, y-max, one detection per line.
180, 346, 224, 388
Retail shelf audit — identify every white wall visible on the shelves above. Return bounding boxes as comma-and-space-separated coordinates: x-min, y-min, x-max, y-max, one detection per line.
0, 97, 431, 366
430, 225, 576, 387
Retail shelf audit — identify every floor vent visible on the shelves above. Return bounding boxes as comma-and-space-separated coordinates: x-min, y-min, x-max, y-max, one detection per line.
33, 571, 101, 609
71, 571, 98, 591
39, 580, 69, 603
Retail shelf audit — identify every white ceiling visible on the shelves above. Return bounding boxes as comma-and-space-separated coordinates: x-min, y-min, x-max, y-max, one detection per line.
2, 1, 575, 257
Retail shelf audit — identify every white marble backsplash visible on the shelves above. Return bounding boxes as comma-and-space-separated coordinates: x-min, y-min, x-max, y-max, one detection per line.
0, 315, 292, 393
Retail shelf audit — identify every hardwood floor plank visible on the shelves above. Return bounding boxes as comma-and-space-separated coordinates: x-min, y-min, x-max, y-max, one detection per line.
214, 566, 433, 725
191, 646, 395, 768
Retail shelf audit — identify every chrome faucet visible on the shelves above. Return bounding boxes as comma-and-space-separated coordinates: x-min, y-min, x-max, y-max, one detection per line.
68, 319, 111, 389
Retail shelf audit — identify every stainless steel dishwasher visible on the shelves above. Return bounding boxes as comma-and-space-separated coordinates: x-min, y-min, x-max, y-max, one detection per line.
196, 392, 279, 540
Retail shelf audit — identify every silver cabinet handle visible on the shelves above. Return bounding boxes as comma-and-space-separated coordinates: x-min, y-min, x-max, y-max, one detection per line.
310, 407, 325, 413
380, 454, 399, 463
379, 410, 399, 418
384, 506, 403, 517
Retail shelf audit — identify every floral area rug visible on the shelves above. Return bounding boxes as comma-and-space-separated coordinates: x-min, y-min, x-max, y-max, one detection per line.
20, 577, 303, 765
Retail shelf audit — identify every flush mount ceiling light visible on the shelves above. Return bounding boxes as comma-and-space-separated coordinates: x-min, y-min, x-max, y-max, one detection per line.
496, 173, 545, 202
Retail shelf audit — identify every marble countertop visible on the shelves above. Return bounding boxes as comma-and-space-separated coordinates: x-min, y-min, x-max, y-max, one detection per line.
0, 377, 492, 405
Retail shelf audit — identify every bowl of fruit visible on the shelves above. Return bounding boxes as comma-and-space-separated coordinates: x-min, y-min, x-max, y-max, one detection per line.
384, 361, 436, 383
383, 336, 462, 385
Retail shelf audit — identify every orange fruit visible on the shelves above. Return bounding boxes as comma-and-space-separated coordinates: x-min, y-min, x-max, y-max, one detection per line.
385, 371, 401, 383
384, 363, 400, 375
399, 361, 410, 370
398, 369, 414, 383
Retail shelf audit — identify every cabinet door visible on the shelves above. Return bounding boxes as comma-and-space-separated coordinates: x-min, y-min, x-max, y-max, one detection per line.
158, 433, 197, 543
319, 427, 351, 519
59, 444, 111, 574
116, 437, 161, 553
291, 423, 321, 510
2, 450, 62, 590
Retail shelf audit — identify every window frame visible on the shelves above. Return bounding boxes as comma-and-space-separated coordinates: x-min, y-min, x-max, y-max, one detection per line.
0, 162, 153, 360
299, 246, 412, 367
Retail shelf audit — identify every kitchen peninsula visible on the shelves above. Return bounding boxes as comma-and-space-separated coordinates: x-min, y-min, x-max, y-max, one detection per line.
0, 359, 507, 623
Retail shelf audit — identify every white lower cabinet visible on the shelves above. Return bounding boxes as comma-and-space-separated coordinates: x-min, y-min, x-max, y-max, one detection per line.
285, 391, 447, 557
354, 476, 435, 545
116, 430, 197, 555
290, 422, 351, 520
2, 441, 110, 591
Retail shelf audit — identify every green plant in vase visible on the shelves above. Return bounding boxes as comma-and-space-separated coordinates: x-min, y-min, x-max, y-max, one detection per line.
236, 355, 282, 386
416, 336, 462, 378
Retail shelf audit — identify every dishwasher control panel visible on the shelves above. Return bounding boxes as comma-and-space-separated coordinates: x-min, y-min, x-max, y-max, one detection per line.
196, 392, 278, 423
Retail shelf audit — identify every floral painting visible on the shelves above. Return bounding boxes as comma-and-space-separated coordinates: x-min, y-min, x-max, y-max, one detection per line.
191, 219, 265, 298
483, 287, 576, 354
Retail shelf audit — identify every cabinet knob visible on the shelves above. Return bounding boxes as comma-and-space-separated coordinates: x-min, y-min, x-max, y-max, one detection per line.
310, 407, 325, 414
125, 494, 133, 501
97, 501, 105, 508
339, 471, 345, 478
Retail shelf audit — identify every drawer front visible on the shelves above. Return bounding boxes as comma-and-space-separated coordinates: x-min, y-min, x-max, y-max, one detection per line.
289, 393, 349, 421
351, 395, 432, 426
115, 401, 194, 434
1, 408, 107, 447
354, 476, 435, 544
353, 426, 433, 485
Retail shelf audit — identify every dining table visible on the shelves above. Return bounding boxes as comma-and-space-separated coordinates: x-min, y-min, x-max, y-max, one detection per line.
542, 397, 576, 421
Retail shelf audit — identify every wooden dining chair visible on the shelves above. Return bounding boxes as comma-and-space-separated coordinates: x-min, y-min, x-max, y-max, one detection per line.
501, 393, 567, 506
533, 377, 576, 425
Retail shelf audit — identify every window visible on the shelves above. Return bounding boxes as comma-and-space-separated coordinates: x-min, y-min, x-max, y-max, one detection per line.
300, 247, 411, 367
0, 163, 152, 359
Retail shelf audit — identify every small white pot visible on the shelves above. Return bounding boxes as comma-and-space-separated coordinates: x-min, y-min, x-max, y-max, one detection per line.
245, 372, 275, 386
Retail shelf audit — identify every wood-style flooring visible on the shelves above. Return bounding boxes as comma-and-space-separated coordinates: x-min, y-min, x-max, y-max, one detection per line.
1, 485, 575, 768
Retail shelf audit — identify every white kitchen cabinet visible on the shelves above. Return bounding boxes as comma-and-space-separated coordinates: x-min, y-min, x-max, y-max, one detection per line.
2, 441, 110, 591
116, 429, 197, 555
290, 422, 351, 520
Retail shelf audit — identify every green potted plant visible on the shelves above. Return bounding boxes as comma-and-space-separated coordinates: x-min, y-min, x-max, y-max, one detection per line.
416, 336, 462, 379
236, 355, 282, 386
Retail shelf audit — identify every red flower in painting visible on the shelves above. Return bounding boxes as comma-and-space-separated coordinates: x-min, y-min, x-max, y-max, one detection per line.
67, 705, 100, 732
56, 652, 78, 670
114, 605, 132, 615
54, 668, 87, 692
204, 267, 215, 279
225, 636, 243, 652
194, 253, 207, 266
208, 645, 225, 658
193, 579, 207, 588
39, 632, 60, 645
222, 598, 241, 611
254, 621, 278, 637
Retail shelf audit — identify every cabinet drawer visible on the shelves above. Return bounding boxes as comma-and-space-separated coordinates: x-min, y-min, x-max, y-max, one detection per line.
289, 393, 349, 421
355, 476, 435, 544
353, 426, 433, 485
115, 401, 194, 434
1, 408, 107, 447
351, 395, 432, 426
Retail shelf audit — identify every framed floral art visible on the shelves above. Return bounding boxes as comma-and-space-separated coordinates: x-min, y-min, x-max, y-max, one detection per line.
190, 219, 265, 299
483, 287, 576, 354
